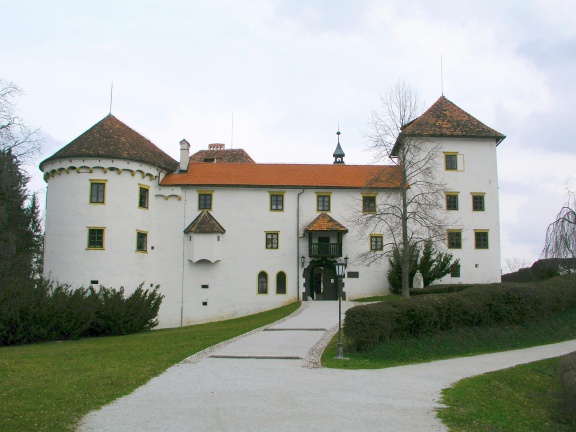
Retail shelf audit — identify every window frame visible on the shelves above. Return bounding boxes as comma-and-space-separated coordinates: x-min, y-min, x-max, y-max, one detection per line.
474, 230, 489, 249
276, 271, 287, 295
369, 234, 384, 251
87, 227, 105, 250
472, 193, 485, 212
316, 193, 331, 212
138, 184, 150, 209
447, 230, 462, 249
136, 230, 148, 253
198, 190, 213, 210
257, 271, 268, 295
265, 231, 279, 250
451, 263, 461, 278
89, 180, 107, 205
269, 192, 285, 212
445, 192, 459, 211
362, 194, 377, 214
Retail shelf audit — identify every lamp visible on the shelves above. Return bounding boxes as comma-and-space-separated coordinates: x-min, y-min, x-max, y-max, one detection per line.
335, 259, 347, 360
344, 255, 349, 268
301, 255, 305, 268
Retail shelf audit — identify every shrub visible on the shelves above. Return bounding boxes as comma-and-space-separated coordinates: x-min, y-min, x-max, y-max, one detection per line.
0, 280, 163, 346
344, 274, 576, 351
558, 351, 576, 424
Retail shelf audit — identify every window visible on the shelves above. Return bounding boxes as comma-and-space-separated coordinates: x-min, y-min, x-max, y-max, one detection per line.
475, 230, 489, 249
472, 194, 485, 211
317, 194, 331, 212
87, 228, 105, 249
258, 271, 268, 294
270, 193, 284, 211
445, 153, 458, 171
138, 185, 149, 209
370, 234, 384, 251
276, 271, 287, 294
198, 191, 213, 210
136, 231, 148, 252
362, 195, 377, 213
447, 230, 462, 249
451, 263, 461, 278
265, 232, 279, 249
446, 193, 459, 210
89, 180, 106, 204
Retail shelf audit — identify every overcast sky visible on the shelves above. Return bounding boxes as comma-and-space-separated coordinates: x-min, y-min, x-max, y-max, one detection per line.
2, 0, 575, 271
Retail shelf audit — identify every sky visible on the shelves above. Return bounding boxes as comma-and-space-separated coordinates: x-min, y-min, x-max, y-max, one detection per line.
2, 0, 575, 272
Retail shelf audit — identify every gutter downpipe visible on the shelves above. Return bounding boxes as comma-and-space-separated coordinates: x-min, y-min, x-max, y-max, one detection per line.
297, 188, 305, 301
180, 187, 187, 327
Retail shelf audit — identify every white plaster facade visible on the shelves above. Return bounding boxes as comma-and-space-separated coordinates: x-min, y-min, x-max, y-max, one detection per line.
40, 97, 505, 328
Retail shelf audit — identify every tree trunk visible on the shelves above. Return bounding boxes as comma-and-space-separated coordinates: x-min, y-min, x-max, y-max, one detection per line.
401, 164, 410, 298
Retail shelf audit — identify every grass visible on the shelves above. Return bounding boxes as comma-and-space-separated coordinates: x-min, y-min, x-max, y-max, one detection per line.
353, 294, 401, 302
0, 302, 300, 432
437, 357, 574, 431
322, 308, 576, 369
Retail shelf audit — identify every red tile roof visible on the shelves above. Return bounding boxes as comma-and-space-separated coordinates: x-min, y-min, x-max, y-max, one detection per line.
190, 149, 255, 164
305, 212, 348, 232
184, 211, 226, 234
160, 163, 402, 188
392, 96, 505, 156
39, 115, 178, 172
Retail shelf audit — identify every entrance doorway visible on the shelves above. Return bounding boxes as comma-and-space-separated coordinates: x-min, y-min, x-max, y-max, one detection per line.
305, 261, 337, 300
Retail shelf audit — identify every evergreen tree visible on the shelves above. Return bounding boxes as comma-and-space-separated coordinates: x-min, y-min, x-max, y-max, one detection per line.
0, 149, 36, 283
387, 242, 419, 294
417, 239, 458, 287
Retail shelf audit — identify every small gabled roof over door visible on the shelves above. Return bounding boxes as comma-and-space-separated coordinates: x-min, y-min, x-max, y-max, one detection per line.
304, 212, 348, 233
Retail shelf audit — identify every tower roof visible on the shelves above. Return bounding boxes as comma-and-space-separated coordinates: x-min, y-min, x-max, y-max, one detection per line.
39, 114, 178, 172
391, 96, 505, 156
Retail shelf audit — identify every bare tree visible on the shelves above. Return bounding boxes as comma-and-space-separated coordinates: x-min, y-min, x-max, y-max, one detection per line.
354, 81, 450, 298
542, 190, 576, 259
0, 79, 43, 162
503, 257, 531, 274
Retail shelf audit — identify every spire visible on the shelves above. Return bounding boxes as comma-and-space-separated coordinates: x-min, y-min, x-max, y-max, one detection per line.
333, 130, 345, 164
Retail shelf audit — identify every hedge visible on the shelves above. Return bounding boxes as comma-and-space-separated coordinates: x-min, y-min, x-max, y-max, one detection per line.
559, 351, 576, 425
0, 279, 163, 346
344, 274, 576, 352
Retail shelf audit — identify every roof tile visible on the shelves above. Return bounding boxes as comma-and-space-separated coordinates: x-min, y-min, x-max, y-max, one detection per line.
305, 212, 348, 232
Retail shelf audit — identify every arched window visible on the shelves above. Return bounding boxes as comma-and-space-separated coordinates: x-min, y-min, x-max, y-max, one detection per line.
258, 271, 268, 294
276, 271, 286, 294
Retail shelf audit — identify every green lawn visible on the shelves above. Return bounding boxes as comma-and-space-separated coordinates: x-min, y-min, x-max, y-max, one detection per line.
323, 308, 576, 369
0, 302, 300, 432
438, 357, 575, 431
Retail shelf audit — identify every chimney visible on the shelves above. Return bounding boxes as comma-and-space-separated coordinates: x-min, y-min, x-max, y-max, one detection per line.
179, 139, 190, 172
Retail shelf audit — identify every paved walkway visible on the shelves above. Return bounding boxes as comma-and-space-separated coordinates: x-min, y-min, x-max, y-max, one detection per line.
78, 302, 576, 432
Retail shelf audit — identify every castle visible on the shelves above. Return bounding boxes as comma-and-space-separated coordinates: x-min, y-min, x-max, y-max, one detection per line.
40, 96, 505, 328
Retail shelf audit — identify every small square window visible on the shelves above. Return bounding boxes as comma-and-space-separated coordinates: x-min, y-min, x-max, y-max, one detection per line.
370, 235, 383, 251
363, 195, 376, 213
451, 263, 461, 278
446, 194, 459, 210
139, 186, 149, 209
475, 231, 489, 249
445, 154, 458, 171
472, 195, 485, 211
87, 228, 105, 249
90, 181, 106, 204
199, 193, 212, 210
266, 232, 279, 249
270, 194, 284, 211
317, 195, 331, 212
136, 231, 148, 252
447, 231, 462, 249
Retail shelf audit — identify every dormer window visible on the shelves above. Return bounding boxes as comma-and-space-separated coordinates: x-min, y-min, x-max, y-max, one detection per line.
203, 158, 215, 163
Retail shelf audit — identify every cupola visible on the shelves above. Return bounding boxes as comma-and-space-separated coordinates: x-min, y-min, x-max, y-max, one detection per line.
333, 130, 345, 164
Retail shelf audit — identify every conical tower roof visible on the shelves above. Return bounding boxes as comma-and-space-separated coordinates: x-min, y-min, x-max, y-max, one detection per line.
40, 114, 178, 172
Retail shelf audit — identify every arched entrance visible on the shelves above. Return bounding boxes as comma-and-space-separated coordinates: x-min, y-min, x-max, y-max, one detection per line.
303, 259, 338, 300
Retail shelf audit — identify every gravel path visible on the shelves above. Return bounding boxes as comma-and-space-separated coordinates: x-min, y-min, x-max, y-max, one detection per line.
77, 302, 576, 432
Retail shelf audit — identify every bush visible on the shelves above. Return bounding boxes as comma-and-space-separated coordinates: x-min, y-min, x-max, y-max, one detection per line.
409, 284, 472, 296
344, 274, 576, 352
0, 279, 163, 346
558, 351, 576, 424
